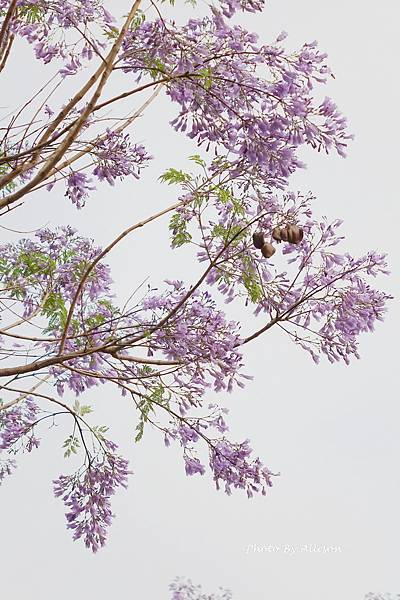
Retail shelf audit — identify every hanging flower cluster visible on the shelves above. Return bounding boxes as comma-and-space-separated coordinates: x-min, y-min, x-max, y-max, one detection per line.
53, 441, 131, 553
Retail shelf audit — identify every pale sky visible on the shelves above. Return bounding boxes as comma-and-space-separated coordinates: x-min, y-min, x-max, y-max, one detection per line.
1, 1, 399, 599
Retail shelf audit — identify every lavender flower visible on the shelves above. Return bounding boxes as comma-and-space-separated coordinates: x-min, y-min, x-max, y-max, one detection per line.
0, 458, 17, 485
0, 398, 41, 452
0, 0, 113, 71
170, 577, 232, 600
122, 14, 351, 187
53, 449, 131, 553
92, 131, 152, 185
65, 172, 95, 208
209, 439, 273, 497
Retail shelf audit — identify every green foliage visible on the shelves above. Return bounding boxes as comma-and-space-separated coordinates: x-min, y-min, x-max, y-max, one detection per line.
63, 435, 80, 459
0, 4, 44, 22
144, 57, 168, 80
105, 9, 145, 39
17, 4, 45, 22
73, 400, 93, 417
85, 312, 107, 330
241, 256, 263, 303
0, 251, 56, 281
0, 161, 17, 195
216, 187, 246, 217
189, 155, 206, 168
131, 10, 146, 30
159, 168, 192, 186
42, 292, 68, 330
0, 251, 56, 301
134, 398, 153, 443
161, 0, 197, 7
197, 66, 213, 90
211, 223, 247, 245
135, 384, 169, 443
169, 213, 192, 248
217, 187, 232, 204
103, 26, 119, 39
91, 425, 109, 444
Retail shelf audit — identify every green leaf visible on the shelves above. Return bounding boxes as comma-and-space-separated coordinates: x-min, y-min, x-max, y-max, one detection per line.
62, 435, 80, 459
197, 66, 213, 90
1, 4, 46, 23
241, 256, 263, 303
159, 168, 192, 185
169, 213, 192, 248
42, 292, 68, 332
217, 187, 232, 204
189, 154, 206, 168
134, 385, 167, 443
72, 400, 93, 417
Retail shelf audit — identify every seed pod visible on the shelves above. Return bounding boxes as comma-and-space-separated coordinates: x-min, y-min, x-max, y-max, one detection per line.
261, 242, 276, 258
272, 226, 282, 242
286, 225, 303, 244
252, 231, 265, 249
295, 226, 304, 243
279, 227, 289, 242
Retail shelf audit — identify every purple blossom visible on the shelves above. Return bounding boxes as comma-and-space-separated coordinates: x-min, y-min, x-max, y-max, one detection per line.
209, 439, 273, 497
218, 0, 265, 18
169, 577, 232, 600
0, 398, 41, 452
121, 15, 351, 187
92, 131, 152, 185
65, 172, 95, 208
184, 455, 206, 477
53, 449, 131, 553
0, 458, 17, 485
0, 0, 113, 70
143, 284, 245, 397
164, 407, 274, 498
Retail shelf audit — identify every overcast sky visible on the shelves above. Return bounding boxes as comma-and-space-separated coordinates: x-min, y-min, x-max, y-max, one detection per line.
1, 1, 399, 599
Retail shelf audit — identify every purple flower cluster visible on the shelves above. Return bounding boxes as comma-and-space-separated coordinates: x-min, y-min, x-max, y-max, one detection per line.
92, 130, 152, 186
66, 172, 95, 208
0, 0, 114, 72
219, 0, 265, 18
0, 225, 112, 312
170, 577, 232, 600
143, 283, 245, 396
210, 439, 273, 497
0, 458, 17, 485
164, 403, 273, 498
53, 445, 131, 552
121, 14, 351, 187
0, 398, 40, 453
167, 172, 390, 365
0, 398, 41, 482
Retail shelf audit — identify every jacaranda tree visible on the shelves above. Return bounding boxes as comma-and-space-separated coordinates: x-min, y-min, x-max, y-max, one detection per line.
0, 1, 390, 595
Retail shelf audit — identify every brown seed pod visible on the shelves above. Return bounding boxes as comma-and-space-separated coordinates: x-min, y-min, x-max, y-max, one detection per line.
252, 231, 265, 249
295, 226, 304, 243
272, 226, 282, 242
279, 227, 289, 242
261, 242, 276, 258
286, 225, 303, 244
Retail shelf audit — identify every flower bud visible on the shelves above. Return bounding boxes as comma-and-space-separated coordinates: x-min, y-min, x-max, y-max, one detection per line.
272, 227, 282, 242
261, 242, 276, 258
252, 231, 265, 249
